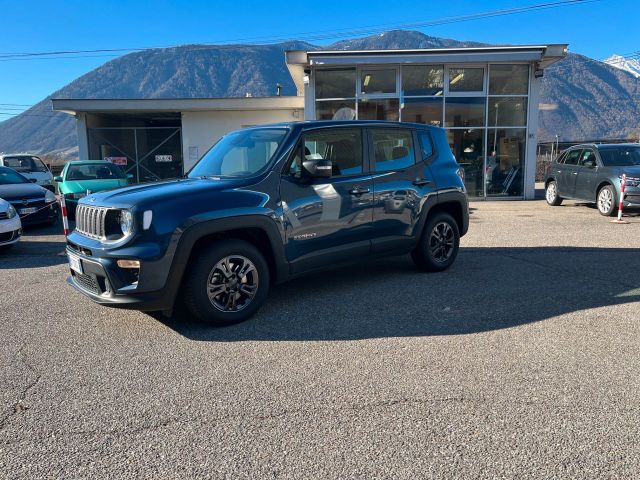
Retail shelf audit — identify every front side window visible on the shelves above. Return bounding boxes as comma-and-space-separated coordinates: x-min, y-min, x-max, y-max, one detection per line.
563, 150, 582, 165
599, 147, 640, 166
372, 129, 415, 172
579, 150, 597, 166
189, 128, 288, 178
303, 128, 363, 177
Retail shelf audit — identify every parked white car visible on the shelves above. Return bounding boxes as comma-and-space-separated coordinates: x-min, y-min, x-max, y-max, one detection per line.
0, 154, 54, 191
0, 198, 22, 250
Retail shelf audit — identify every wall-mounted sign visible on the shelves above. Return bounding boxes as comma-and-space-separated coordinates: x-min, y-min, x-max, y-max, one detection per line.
155, 155, 173, 163
105, 156, 128, 166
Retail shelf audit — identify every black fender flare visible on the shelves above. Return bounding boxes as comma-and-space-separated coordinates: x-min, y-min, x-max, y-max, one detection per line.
161, 214, 289, 303
414, 189, 469, 239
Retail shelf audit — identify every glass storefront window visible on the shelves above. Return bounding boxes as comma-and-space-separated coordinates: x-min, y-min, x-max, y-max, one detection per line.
360, 69, 397, 95
486, 128, 526, 197
402, 65, 444, 96
315, 69, 356, 99
358, 99, 400, 121
445, 97, 485, 127
488, 97, 528, 127
489, 64, 529, 95
447, 129, 485, 197
448, 67, 484, 92
401, 98, 443, 126
316, 101, 356, 121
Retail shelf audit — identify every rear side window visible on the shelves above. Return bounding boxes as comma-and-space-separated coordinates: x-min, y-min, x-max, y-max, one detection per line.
303, 128, 363, 176
371, 129, 414, 172
418, 131, 434, 160
563, 150, 581, 165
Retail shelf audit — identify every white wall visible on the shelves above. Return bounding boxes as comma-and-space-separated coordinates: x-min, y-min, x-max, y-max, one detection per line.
181, 108, 302, 171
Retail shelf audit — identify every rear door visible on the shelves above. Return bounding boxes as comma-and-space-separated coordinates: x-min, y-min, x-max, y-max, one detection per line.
369, 127, 437, 253
558, 149, 582, 198
574, 149, 598, 200
279, 127, 374, 273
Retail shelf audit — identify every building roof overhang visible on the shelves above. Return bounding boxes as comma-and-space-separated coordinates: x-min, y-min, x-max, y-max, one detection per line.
51, 96, 305, 116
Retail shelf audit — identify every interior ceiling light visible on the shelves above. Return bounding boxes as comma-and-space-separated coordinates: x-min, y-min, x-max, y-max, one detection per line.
363, 74, 371, 87
450, 73, 464, 85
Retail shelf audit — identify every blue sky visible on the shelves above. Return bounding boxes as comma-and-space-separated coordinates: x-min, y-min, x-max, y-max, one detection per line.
0, 0, 635, 113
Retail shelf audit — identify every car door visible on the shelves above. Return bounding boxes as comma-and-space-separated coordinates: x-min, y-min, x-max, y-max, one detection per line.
368, 127, 437, 254
279, 127, 374, 273
574, 149, 598, 200
558, 149, 582, 198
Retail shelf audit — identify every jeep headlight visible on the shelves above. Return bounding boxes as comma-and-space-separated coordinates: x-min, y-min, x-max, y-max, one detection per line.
44, 190, 56, 203
118, 210, 134, 236
6, 204, 17, 219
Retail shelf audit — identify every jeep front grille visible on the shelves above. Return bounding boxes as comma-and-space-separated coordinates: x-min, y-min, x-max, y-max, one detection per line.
75, 205, 108, 240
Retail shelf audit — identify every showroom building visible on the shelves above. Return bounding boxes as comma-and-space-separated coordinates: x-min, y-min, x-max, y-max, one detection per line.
53, 43, 566, 199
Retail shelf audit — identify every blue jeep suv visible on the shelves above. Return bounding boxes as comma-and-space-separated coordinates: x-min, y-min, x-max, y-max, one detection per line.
66, 121, 469, 325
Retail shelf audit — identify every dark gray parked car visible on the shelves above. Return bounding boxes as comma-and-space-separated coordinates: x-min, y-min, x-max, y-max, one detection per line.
544, 143, 640, 216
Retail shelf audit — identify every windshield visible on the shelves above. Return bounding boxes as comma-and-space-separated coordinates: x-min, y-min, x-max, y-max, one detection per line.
65, 162, 126, 180
188, 128, 288, 178
0, 167, 29, 184
3, 156, 48, 172
599, 147, 640, 167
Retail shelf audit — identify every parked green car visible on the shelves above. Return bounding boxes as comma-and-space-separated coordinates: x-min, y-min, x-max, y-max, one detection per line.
55, 161, 132, 217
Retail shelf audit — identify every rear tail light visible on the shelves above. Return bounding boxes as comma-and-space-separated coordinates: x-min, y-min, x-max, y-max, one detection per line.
457, 167, 465, 182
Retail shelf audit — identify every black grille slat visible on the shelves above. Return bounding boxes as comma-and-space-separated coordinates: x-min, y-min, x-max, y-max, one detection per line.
0, 212, 8, 220
72, 271, 101, 294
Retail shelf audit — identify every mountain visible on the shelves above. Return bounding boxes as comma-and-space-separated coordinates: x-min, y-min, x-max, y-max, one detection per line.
604, 54, 640, 78
1, 30, 639, 157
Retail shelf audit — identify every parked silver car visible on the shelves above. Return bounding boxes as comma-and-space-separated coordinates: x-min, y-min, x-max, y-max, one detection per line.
544, 144, 640, 216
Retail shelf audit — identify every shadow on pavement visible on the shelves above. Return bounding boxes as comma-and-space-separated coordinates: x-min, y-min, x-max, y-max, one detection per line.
155, 246, 640, 341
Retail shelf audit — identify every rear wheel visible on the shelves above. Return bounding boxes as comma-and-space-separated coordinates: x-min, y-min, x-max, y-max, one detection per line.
545, 180, 563, 206
597, 185, 616, 216
411, 212, 460, 272
183, 240, 269, 326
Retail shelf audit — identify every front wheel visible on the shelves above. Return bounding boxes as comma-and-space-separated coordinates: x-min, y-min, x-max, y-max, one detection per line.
597, 185, 617, 217
545, 180, 563, 206
183, 240, 270, 326
411, 212, 460, 272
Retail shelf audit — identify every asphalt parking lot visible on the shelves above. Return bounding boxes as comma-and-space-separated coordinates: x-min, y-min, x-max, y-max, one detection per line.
1, 198, 639, 479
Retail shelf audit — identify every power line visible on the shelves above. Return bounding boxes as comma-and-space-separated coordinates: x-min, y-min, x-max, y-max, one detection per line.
0, 0, 596, 61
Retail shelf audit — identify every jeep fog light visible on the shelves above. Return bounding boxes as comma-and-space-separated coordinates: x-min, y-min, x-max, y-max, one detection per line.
117, 259, 140, 269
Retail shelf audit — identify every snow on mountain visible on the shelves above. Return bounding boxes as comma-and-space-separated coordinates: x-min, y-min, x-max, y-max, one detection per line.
604, 54, 640, 78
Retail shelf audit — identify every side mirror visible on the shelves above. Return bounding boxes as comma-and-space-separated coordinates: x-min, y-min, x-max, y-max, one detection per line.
54, 176, 63, 182
584, 160, 596, 168
302, 159, 332, 179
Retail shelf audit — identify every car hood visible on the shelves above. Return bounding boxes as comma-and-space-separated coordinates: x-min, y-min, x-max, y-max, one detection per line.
80, 177, 244, 209
621, 166, 640, 177
62, 178, 127, 193
0, 182, 46, 201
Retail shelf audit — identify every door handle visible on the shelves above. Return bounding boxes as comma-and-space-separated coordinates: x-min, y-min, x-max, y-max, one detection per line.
412, 178, 434, 187
349, 186, 370, 195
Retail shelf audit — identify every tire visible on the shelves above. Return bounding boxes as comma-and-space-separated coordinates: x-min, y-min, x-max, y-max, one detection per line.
183, 239, 270, 326
545, 180, 563, 206
597, 184, 617, 217
411, 212, 460, 272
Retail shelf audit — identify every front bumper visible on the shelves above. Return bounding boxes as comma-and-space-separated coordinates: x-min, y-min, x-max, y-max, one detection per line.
18, 202, 59, 225
0, 216, 22, 246
622, 187, 640, 207
64, 231, 178, 311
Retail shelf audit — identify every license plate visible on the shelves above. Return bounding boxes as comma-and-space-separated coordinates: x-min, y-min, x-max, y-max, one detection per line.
68, 253, 83, 274
19, 207, 37, 215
